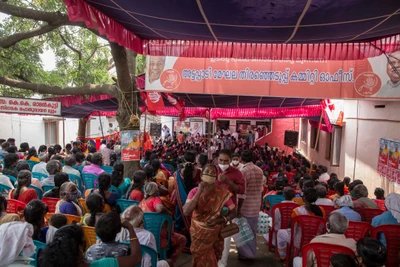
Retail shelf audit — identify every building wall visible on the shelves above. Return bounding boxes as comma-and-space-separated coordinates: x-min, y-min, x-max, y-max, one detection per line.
299, 100, 400, 196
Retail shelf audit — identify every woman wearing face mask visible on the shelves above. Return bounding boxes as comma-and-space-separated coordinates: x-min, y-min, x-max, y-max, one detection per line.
183, 164, 236, 267
56, 182, 84, 216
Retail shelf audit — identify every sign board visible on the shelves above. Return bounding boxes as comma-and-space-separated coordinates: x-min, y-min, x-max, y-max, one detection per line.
150, 123, 162, 137
146, 51, 400, 99
0, 97, 61, 116
377, 138, 400, 185
189, 119, 203, 136
120, 130, 140, 161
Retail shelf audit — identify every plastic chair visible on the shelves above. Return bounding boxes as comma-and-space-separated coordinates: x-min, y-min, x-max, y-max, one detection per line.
116, 199, 140, 212
371, 224, 400, 267
82, 226, 97, 251
65, 214, 82, 224
268, 202, 300, 256
72, 165, 84, 173
68, 174, 83, 191
0, 183, 12, 197
78, 198, 89, 213
318, 205, 337, 218
5, 175, 17, 184
101, 166, 113, 174
31, 240, 46, 267
121, 243, 158, 267
28, 185, 43, 199
301, 242, 355, 267
6, 199, 26, 213
286, 215, 326, 267
82, 173, 98, 189
32, 172, 48, 181
42, 197, 59, 213
42, 185, 55, 193
264, 194, 284, 212
345, 221, 372, 242
109, 185, 121, 197
163, 163, 175, 174
357, 208, 384, 224
143, 212, 172, 260
327, 190, 336, 196
25, 160, 39, 171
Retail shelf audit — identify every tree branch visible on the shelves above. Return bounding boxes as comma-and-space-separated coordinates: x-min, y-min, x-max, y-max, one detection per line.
0, 2, 68, 23
59, 33, 82, 71
0, 24, 61, 48
0, 75, 117, 97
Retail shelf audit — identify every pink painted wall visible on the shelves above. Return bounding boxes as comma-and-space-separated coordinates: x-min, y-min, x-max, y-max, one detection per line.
255, 118, 299, 153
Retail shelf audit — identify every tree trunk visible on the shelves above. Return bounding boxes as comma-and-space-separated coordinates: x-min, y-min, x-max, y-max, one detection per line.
110, 42, 140, 178
77, 118, 87, 139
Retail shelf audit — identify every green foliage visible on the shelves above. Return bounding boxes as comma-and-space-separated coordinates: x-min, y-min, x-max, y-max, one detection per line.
0, 0, 113, 97
136, 54, 146, 75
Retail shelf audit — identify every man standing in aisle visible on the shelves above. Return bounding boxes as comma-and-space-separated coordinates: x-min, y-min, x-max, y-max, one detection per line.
216, 149, 245, 267
236, 150, 264, 260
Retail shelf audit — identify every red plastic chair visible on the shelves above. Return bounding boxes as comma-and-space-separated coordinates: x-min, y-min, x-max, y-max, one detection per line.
345, 221, 372, 242
357, 208, 384, 224
318, 205, 337, 218
6, 199, 26, 214
302, 242, 355, 267
286, 215, 326, 267
42, 197, 59, 213
327, 190, 336, 196
373, 199, 387, 211
268, 202, 299, 256
371, 224, 400, 267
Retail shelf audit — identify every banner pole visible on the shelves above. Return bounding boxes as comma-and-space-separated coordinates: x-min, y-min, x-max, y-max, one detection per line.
208, 109, 212, 150
309, 111, 323, 174
144, 112, 147, 134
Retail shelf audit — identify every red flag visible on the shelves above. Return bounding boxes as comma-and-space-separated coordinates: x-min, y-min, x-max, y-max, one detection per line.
147, 92, 165, 111
164, 93, 186, 121
139, 91, 157, 115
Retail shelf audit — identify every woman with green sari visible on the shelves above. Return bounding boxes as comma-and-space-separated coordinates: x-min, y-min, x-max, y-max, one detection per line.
183, 164, 236, 267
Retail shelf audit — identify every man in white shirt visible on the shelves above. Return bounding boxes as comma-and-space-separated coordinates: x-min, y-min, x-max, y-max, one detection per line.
0, 164, 14, 189
315, 185, 334, 206
99, 139, 107, 151
62, 155, 81, 178
232, 130, 239, 141
101, 143, 114, 166
318, 166, 329, 183
32, 153, 49, 176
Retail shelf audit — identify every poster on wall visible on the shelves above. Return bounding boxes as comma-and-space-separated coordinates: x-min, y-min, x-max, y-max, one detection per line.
377, 138, 389, 177
237, 121, 251, 137
145, 50, 400, 99
189, 119, 203, 136
120, 130, 140, 161
173, 119, 190, 133
388, 140, 400, 182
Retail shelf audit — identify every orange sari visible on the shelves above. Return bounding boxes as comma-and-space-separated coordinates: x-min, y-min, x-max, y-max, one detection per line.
190, 186, 232, 267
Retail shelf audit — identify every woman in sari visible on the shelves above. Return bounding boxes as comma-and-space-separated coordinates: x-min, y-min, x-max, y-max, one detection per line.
8, 170, 38, 204
172, 151, 201, 247
276, 187, 326, 260
139, 182, 186, 264
183, 164, 236, 267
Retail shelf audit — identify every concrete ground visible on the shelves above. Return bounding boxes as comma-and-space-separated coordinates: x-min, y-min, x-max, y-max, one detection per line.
175, 235, 282, 267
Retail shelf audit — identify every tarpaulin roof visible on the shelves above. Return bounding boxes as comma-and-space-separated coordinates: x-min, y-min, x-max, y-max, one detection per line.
63, 0, 400, 60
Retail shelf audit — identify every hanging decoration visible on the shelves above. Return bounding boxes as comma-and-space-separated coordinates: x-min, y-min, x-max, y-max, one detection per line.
164, 93, 186, 121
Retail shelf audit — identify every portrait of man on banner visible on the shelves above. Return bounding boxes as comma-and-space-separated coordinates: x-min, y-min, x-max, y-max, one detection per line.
121, 130, 141, 161
374, 51, 400, 97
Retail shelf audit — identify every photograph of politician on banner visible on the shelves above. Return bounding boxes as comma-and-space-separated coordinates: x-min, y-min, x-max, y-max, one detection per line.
189, 120, 203, 136
121, 130, 140, 161
173, 119, 190, 133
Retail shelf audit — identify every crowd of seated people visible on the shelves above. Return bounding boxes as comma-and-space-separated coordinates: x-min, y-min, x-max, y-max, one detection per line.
0, 136, 399, 267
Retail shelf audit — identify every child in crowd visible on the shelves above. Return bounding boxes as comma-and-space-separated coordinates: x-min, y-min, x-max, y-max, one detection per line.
46, 214, 67, 244
374, 188, 386, 211
330, 254, 357, 267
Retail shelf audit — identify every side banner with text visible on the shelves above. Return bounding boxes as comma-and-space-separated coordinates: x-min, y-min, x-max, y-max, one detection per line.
0, 97, 61, 116
146, 50, 400, 99
121, 130, 140, 161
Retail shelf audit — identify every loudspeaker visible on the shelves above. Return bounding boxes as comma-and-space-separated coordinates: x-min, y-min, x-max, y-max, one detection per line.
284, 130, 299, 147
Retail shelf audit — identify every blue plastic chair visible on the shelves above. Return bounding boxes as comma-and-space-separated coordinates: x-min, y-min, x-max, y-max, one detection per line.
32, 172, 48, 181
121, 243, 158, 267
30, 240, 46, 267
42, 184, 55, 193
163, 164, 174, 174
26, 160, 39, 171
143, 212, 172, 260
72, 165, 84, 173
5, 175, 17, 184
109, 185, 121, 197
116, 199, 139, 212
68, 174, 83, 191
101, 166, 113, 174
140, 162, 147, 169
0, 184, 12, 197
82, 173, 98, 190
28, 185, 43, 199
264, 194, 285, 211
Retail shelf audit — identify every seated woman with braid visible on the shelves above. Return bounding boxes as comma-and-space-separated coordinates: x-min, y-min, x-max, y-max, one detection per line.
81, 193, 105, 227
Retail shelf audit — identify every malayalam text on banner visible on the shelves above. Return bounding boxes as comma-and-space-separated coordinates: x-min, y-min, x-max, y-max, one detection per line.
121, 130, 140, 161
0, 97, 61, 116
145, 50, 400, 99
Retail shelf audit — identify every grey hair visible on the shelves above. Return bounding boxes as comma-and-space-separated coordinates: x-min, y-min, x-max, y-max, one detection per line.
144, 182, 159, 198
353, 184, 368, 198
59, 182, 75, 198
64, 155, 76, 167
121, 206, 143, 228
39, 153, 48, 162
315, 184, 327, 198
329, 212, 349, 234
46, 160, 60, 175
